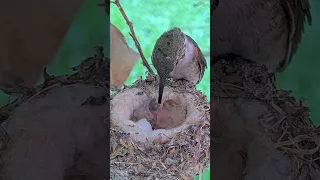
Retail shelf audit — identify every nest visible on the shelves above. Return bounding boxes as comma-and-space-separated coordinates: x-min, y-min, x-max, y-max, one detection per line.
0, 47, 110, 179
110, 75, 210, 179
211, 56, 320, 180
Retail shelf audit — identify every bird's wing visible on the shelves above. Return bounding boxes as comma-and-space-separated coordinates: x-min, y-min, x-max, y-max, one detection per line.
278, 0, 312, 72
186, 35, 207, 84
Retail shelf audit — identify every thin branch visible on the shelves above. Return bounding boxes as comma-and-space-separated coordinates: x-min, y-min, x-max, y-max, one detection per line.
111, 0, 155, 75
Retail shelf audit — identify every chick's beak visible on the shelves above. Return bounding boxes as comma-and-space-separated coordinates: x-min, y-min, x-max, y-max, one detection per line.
148, 98, 163, 125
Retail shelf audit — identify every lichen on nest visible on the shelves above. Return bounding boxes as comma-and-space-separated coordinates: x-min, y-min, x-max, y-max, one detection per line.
110, 74, 210, 179
211, 56, 320, 179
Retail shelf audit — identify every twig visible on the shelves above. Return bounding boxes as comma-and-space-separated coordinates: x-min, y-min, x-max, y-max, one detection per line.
159, 159, 167, 169
112, 161, 139, 165
111, 0, 155, 75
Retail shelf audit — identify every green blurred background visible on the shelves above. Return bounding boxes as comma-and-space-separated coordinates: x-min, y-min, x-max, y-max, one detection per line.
0, 0, 106, 105
277, 1, 320, 125
110, 0, 210, 99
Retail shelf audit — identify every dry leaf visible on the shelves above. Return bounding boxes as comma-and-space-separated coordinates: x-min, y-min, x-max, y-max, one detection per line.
110, 23, 140, 89
0, 0, 84, 87
169, 148, 176, 154
180, 175, 193, 180
153, 135, 163, 144
204, 148, 209, 157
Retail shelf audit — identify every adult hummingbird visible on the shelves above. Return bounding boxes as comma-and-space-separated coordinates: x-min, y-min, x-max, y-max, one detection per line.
148, 28, 207, 128
211, 0, 312, 72
151, 27, 207, 104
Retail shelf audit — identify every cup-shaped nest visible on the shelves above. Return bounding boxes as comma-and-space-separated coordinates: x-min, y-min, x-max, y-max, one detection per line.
110, 78, 209, 143
110, 76, 210, 179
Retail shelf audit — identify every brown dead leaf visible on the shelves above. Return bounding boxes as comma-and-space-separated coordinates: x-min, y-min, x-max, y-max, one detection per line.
204, 148, 209, 157
119, 138, 128, 147
110, 147, 123, 157
110, 23, 140, 89
180, 175, 193, 180
153, 134, 163, 144
169, 147, 176, 154
0, 0, 84, 87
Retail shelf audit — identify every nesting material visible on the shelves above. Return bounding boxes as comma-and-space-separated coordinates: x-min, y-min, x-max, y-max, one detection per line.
110, 75, 210, 179
211, 56, 320, 180
0, 47, 109, 179
111, 79, 204, 143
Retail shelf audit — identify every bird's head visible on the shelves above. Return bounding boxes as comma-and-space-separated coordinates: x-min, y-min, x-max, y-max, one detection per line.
149, 98, 161, 114
152, 27, 186, 77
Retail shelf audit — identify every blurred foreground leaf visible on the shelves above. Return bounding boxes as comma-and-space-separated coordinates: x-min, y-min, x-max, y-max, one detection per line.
110, 23, 140, 89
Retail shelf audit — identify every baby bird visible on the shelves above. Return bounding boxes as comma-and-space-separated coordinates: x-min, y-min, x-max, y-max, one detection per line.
149, 98, 162, 126
151, 27, 207, 104
149, 98, 185, 130
211, 0, 312, 72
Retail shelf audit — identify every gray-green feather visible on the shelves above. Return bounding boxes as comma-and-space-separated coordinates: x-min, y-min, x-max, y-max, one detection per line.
151, 27, 186, 103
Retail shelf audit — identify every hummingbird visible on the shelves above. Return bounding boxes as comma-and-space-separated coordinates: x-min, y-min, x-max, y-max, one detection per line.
149, 27, 206, 127
211, 0, 312, 72
151, 27, 207, 104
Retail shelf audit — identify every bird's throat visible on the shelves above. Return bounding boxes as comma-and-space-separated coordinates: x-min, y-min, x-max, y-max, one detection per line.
185, 37, 196, 62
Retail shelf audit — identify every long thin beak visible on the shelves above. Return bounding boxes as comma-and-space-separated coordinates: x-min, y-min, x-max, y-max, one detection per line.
158, 78, 165, 104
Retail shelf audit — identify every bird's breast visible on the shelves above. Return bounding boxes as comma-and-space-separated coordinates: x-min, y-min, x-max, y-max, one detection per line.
185, 36, 196, 61
211, 0, 290, 72
169, 37, 201, 84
